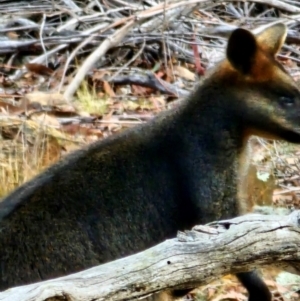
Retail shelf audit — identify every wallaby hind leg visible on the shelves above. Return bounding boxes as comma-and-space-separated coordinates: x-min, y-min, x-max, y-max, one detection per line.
237, 271, 272, 301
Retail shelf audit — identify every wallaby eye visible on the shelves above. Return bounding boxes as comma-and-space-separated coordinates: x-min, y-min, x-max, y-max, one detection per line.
279, 96, 295, 107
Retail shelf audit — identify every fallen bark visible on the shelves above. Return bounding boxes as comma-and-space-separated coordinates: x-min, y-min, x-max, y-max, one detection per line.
0, 211, 300, 301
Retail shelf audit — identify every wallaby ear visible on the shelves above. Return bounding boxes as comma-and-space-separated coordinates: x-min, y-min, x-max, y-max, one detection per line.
255, 23, 287, 56
226, 28, 257, 74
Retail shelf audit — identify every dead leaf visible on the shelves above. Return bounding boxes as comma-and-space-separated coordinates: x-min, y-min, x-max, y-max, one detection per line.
211, 290, 247, 301
0, 101, 22, 114
30, 113, 61, 127
103, 81, 115, 97
25, 63, 54, 77
173, 65, 196, 81
61, 124, 81, 135
131, 84, 152, 96
54, 104, 77, 113
7, 31, 19, 40
26, 92, 67, 106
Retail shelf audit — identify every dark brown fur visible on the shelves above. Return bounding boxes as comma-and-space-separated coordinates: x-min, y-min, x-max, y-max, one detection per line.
0, 23, 300, 301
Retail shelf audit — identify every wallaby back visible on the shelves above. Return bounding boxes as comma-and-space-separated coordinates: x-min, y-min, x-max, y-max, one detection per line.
1, 23, 300, 301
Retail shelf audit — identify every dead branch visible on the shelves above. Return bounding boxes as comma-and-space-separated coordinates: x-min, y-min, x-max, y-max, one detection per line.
108, 71, 190, 97
62, 0, 208, 100
63, 20, 137, 100
0, 211, 300, 301
3, 0, 300, 99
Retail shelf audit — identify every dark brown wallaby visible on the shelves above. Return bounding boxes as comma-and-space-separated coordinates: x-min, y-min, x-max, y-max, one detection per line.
0, 23, 299, 301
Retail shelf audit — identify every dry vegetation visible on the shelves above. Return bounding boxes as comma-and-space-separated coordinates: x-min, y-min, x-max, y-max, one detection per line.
1, 0, 300, 300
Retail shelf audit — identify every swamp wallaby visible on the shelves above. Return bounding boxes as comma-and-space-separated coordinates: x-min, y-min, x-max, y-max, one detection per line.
1, 23, 300, 301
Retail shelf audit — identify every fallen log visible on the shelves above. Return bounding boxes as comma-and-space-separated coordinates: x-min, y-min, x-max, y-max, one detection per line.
1, 211, 300, 301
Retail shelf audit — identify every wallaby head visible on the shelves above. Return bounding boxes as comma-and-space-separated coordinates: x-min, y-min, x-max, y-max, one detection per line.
210, 23, 300, 144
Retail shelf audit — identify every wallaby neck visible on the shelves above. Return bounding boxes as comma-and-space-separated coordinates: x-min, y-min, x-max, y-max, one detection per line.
162, 87, 243, 222
178, 80, 246, 155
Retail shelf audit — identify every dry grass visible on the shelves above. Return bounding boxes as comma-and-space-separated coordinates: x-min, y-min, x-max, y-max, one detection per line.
0, 118, 84, 198
0, 135, 60, 197
75, 81, 110, 115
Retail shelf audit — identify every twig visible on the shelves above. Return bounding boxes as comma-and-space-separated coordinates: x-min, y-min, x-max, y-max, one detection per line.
108, 39, 146, 81
64, 19, 137, 101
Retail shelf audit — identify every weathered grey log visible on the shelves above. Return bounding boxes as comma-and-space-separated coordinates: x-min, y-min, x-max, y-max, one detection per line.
1, 211, 300, 301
